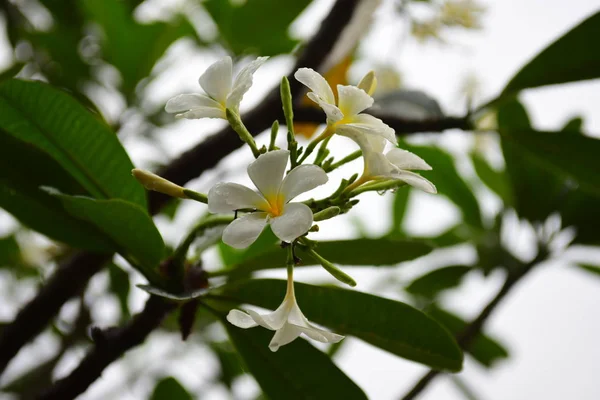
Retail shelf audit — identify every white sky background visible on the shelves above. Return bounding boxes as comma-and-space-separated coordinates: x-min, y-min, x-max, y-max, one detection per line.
1, 0, 600, 399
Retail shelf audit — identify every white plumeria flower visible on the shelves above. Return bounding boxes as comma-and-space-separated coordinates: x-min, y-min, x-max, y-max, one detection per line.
347, 131, 437, 194
227, 277, 344, 351
208, 150, 327, 249
294, 67, 397, 145
165, 56, 268, 119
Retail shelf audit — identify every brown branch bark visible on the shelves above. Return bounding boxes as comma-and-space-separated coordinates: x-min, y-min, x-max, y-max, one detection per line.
36, 297, 176, 400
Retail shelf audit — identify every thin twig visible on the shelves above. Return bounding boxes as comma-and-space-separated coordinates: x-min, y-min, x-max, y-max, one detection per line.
37, 297, 176, 400
400, 253, 546, 400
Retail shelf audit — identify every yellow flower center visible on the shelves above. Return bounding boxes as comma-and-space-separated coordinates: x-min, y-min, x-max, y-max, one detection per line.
261, 193, 285, 217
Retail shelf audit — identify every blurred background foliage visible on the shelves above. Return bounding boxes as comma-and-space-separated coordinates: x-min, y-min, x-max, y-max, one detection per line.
0, 0, 599, 399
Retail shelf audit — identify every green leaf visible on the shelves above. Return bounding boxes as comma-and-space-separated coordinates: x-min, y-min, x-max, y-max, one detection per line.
137, 284, 207, 301
225, 324, 367, 399
574, 264, 600, 278
204, 0, 312, 56
108, 263, 131, 320
0, 181, 114, 252
502, 11, 600, 96
222, 238, 433, 278
561, 116, 584, 133
209, 341, 245, 389
218, 279, 464, 371
82, 0, 198, 97
53, 194, 165, 276
470, 152, 512, 205
150, 377, 193, 400
498, 100, 565, 222
219, 227, 278, 268
401, 143, 483, 229
0, 235, 21, 267
0, 79, 146, 207
427, 306, 509, 368
391, 186, 410, 233
406, 266, 471, 299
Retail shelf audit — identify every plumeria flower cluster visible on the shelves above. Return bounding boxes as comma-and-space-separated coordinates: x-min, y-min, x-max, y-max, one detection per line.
133, 56, 436, 352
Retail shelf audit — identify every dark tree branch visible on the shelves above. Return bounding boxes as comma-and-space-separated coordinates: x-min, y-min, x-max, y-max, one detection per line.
0, 0, 362, 385
0, 252, 110, 375
37, 297, 176, 400
400, 254, 546, 400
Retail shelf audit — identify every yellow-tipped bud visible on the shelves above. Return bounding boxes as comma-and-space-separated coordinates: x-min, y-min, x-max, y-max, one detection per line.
358, 71, 377, 96
132, 169, 186, 198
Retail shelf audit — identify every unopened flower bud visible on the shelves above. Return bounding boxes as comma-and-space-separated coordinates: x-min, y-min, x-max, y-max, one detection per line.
313, 206, 341, 222
358, 71, 377, 96
132, 168, 186, 198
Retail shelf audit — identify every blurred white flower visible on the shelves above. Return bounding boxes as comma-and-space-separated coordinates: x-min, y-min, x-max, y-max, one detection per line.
165, 56, 268, 119
440, 0, 485, 29
227, 276, 343, 351
208, 150, 327, 248
294, 68, 396, 145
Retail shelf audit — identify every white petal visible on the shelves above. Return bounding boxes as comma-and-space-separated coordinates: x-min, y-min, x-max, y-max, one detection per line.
307, 92, 344, 122
227, 310, 258, 328
246, 300, 290, 330
294, 67, 335, 104
198, 57, 233, 104
338, 114, 397, 145
280, 165, 328, 203
269, 324, 302, 352
226, 56, 268, 111
392, 170, 437, 194
247, 150, 289, 198
364, 151, 394, 177
222, 213, 268, 249
269, 203, 313, 242
208, 182, 265, 213
297, 323, 344, 344
175, 107, 225, 120
337, 85, 374, 117
165, 93, 222, 113
386, 148, 432, 171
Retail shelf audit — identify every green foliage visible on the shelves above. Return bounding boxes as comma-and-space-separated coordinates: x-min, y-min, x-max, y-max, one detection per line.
502, 11, 600, 96
427, 306, 509, 368
210, 341, 245, 389
0, 79, 146, 207
470, 152, 512, 205
218, 279, 464, 371
221, 238, 433, 278
574, 264, 600, 278
53, 194, 165, 279
204, 0, 312, 56
402, 143, 483, 229
406, 266, 472, 299
150, 377, 193, 400
391, 187, 411, 233
225, 325, 367, 399
108, 263, 131, 320
82, 0, 197, 98
0, 235, 21, 267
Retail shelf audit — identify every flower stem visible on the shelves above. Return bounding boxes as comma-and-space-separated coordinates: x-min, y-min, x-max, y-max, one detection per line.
298, 125, 334, 164
324, 150, 362, 172
342, 174, 370, 194
182, 189, 208, 204
226, 108, 261, 158
286, 245, 295, 298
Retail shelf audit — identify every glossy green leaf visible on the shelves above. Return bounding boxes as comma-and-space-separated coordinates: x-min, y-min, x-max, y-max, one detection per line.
471, 152, 512, 205
0, 79, 146, 207
150, 377, 192, 400
0, 235, 21, 267
406, 266, 471, 299
83, 0, 198, 97
222, 238, 433, 278
427, 306, 509, 368
402, 143, 483, 228
225, 324, 367, 399
560, 191, 600, 245
502, 11, 600, 96
204, 0, 312, 56
53, 194, 165, 275
137, 285, 207, 301
218, 279, 464, 371
0, 181, 114, 252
